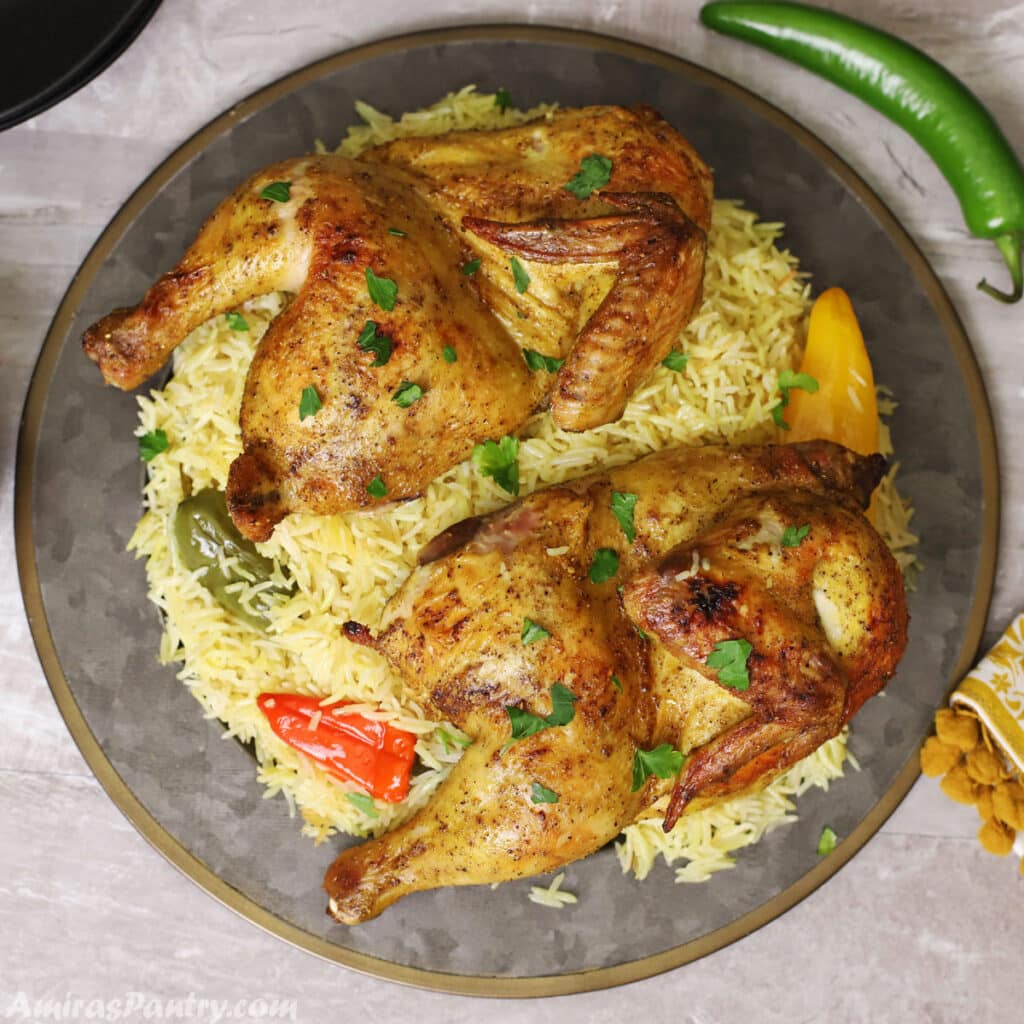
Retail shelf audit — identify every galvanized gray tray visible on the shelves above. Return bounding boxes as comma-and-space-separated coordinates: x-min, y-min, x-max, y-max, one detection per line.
16, 26, 998, 996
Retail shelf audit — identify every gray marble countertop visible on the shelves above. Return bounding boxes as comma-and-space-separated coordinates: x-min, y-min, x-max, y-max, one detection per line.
3, 1, 1022, 1019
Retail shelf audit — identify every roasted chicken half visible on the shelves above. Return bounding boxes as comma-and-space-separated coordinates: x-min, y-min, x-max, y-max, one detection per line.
326, 441, 908, 923
82, 105, 711, 541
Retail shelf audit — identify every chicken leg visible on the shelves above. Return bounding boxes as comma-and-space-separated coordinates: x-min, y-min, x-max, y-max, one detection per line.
82, 158, 317, 390
330, 491, 650, 922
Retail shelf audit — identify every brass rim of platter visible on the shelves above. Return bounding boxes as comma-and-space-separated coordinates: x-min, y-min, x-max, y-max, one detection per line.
15, 24, 1000, 999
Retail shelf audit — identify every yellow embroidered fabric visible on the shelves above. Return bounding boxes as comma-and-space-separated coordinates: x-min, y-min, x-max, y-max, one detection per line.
951, 611, 1024, 777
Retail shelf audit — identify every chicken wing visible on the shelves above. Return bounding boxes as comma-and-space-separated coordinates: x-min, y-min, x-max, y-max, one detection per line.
366, 104, 712, 429
324, 441, 907, 923
82, 106, 711, 540
624, 489, 907, 829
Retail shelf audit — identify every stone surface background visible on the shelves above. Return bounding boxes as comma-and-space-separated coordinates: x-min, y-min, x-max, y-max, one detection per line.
2, 1, 1022, 1020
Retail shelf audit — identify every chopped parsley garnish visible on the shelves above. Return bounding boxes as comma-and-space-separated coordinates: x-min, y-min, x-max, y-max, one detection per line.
531, 782, 559, 804
523, 349, 564, 373
437, 727, 472, 753
781, 523, 811, 548
502, 683, 578, 752
631, 744, 685, 792
387, 227, 407, 237
521, 617, 551, 645
563, 154, 613, 200
442, 345, 458, 363
494, 88, 513, 110
392, 380, 424, 408
138, 429, 168, 462
540, 684, 578, 727
501, 711, 540, 746
366, 475, 387, 498
510, 256, 530, 294
588, 547, 619, 584
225, 311, 249, 332
356, 320, 392, 366
472, 436, 519, 495
662, 349, 688, 372
346, 792, 378, 818
298, 386, 322, 421
781, 369, 817, 395
611, 675, 623, 692
461, 258, 481, 276
366, 267, 398, 311
817, 825, 838, 855
771, 369, 819, 430
706, 638, 753, 692
259, 180, 291, 202
611, 491, 638, 544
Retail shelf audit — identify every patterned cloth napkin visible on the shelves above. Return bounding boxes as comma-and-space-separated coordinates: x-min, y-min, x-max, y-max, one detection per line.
951, 611, 1024, 777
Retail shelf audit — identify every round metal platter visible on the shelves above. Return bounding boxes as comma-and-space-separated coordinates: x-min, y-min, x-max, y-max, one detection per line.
15, 26, 998, 997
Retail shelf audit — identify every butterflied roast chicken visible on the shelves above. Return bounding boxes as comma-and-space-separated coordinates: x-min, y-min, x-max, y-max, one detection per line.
326, 441, 908, 923
83, 105, 711, 541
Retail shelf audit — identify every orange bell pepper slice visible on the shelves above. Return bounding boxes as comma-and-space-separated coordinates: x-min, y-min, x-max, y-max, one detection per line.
257, 693, 416, 803
784, 287, 879, 455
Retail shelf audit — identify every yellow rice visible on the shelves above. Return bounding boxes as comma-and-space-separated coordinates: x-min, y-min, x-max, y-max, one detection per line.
528, 872, 579, 909
128, 87, 917, 889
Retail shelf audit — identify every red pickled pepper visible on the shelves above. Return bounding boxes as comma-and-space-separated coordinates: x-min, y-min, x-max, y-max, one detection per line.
257, 693, 416, 802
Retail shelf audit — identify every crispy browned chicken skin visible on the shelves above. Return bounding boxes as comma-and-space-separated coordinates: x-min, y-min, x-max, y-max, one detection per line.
325, 441, 908, 923
82, 105, 711, 540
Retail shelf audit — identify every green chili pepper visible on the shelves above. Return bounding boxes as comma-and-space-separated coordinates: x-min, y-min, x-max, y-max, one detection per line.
173, 488, 294, 629
700, 1, 1024, 303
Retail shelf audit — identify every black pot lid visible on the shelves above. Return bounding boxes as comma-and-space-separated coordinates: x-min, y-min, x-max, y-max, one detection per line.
1, 0, 162, 132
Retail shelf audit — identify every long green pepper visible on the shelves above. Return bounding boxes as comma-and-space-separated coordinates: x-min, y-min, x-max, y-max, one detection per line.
701, 1, 1024, 303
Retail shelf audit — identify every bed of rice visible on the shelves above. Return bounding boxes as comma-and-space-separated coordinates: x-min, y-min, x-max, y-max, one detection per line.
128, 87, 918, 894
